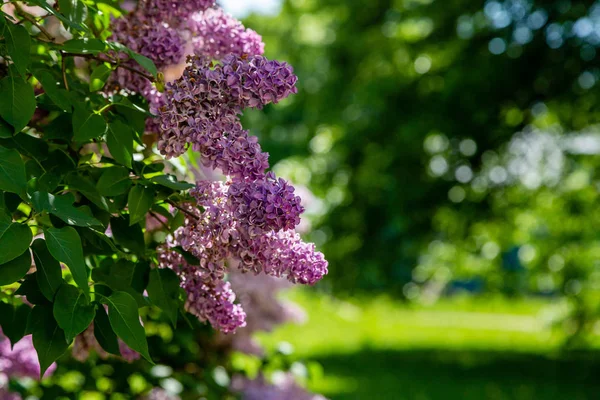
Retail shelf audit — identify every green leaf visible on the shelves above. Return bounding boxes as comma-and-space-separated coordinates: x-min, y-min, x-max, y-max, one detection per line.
64, 172, 109, 210
32, 239, 63, 301
150, 175, 195, 190
0, 147, 27, 195
53, 283, 95, 343
108, 42, 157, 77
103, 291, 152, 363
72, 107, 107, 142
0, 209, 11, 238
129, 52, 157, 77
96, 166, 132, 196
31, 191, 102, 228
0, 249, 32, 286
15, 272, 49, 305
106, 120, 134, 168
44, 227, 89, 295
26, 0, 87, 31
35, 70, 71, 112
89, 64, 112, 92
30, 304, 70, 378
91, 259, 148, 306
128, 186, 154, 226
0, 73, 36, 133
93, 305, 120, 356
62, 39, 105, 54
147, 268, 180, 327
0, 302, 31, 347
0, 223, 32, 264
110, 215, 145, 253
5, 24, 31, 76
0, 118, 13, 138
57, 0, 87, 29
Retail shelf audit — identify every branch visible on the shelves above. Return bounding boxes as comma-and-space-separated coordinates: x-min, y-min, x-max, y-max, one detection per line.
166, 200, 199, 220
62, 52, 155, 82
13, 2, 55, 42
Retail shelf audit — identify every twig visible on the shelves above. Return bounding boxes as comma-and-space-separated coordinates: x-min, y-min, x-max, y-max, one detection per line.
61, 55, 69, 90
13, 2, 55, 42
62, 52, 155, 82
166, 200, 199, 220
149, 210, 172, 232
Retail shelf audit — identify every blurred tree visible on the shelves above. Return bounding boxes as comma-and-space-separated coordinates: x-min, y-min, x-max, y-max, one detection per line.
245, 0, 600, 298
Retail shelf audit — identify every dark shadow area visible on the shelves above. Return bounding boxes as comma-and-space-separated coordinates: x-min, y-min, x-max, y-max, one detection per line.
312, 349, 600, 400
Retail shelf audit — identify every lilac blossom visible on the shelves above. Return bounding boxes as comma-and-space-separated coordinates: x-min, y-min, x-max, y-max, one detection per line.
157, 54, 298, 160
158, 247, 247, 333
189, 8, 265, 59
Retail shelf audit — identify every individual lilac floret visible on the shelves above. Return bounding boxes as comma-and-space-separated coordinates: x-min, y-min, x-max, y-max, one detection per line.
227, 172, 304, 233
158, 247, 247, 333
237, 230, 328, 285
157, 54, 298, 160
189, 8, 265, 59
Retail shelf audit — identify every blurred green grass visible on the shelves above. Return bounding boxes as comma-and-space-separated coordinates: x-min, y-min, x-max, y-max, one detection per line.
257, 291, 600, 400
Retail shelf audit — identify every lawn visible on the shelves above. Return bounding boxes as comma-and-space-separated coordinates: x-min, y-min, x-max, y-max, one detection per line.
257, 291, 600, 400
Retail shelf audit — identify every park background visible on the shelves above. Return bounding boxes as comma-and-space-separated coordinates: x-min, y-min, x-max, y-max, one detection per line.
5, 0, 600, 399
233, 0, 600, 399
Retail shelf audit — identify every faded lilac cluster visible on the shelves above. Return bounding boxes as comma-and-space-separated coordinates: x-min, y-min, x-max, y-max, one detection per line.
0, 330, 56, 380
157, 54, 298, 162
217, 269, 306, 355
189, 8, 265, 58
158, 246, 246, 333
231, 374, 327, 400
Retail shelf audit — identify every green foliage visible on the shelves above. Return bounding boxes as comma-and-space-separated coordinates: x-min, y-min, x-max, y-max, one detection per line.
0, 2, 192, 377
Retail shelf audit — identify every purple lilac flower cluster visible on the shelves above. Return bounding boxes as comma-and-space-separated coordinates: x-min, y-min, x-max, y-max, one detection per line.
107, 0, 267, 134
156, 54, 297, 163
158, 178, 327, 333
158, 247, 246, 333
188, 8, 265, 58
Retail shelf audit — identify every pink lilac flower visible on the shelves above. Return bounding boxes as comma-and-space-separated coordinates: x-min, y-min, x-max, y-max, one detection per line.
189, 8, 265, 59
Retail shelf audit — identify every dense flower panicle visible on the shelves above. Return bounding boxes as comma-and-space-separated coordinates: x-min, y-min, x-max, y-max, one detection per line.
158, 247, 247, 333
237, 230, 328, 285
110, 18, 185, 69
227, 173, 304, 233
0, 330, 55, 379
189, 8, 265, 59
157, 54, 297, 159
